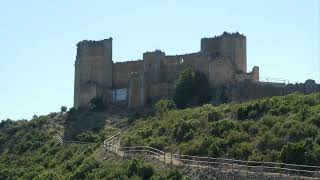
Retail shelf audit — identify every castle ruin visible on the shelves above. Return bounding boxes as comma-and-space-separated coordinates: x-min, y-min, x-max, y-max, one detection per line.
74, 32, 262, 108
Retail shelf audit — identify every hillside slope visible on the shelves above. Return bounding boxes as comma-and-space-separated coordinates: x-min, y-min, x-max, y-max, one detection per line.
0, 114, 183, 179
121, 93, 320, 166
1, 93, 320, 179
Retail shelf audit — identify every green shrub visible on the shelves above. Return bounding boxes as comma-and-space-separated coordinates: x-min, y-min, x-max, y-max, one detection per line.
309, 112, 320, 127
279, 140, 307, 164
137, 127, 153, 138
210, 119, 239, 137
230, 142, 253, 160
0, 133, 8, 146
34, 170, 63, 180
60, 106, 67, 113
148, 137, 167, 150
76, 131, 101, 143
71, 158, 100, 179
225, 130, 250, 145
121, 135, 143, 147
166, 169, 183, 180
256, 131, 284, 151
155, 99, 176, 120
208, 109, 223, 122
173, 119, 198, 142
127, 159, 138, 177
137, 163, 154, 180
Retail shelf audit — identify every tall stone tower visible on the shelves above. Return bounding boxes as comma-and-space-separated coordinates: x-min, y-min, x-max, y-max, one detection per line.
201, 32, 247, 73
74, 38, 113, 108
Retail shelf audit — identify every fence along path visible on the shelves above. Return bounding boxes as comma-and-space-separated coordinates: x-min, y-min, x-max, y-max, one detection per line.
56, 132, 320, 179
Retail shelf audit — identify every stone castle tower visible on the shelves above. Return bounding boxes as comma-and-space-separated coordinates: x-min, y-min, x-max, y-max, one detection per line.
74, 32, 259, 108
201, 32, 246, 73
74, 38, 113, 108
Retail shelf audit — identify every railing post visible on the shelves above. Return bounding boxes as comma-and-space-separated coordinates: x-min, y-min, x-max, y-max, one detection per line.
164, 153, 166, 165
231, 159, 234, 171
246, 161, 248, 177
207, 157, 209, 169
171, 153, 173, 167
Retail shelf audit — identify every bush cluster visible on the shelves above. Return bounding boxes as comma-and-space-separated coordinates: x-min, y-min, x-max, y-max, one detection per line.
122, 93, 320, 165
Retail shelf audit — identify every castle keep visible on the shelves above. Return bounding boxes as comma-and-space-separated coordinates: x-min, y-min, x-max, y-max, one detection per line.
74, 32, 260, 108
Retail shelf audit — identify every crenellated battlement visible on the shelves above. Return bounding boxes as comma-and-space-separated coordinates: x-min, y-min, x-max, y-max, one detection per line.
77, 38, 113, 47
74, 32, 258, 108
201, 31, 247, 72
114, 60, 143, 64
76, 38, 113, 60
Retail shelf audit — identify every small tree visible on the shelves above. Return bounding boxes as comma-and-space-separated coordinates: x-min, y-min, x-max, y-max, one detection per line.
32, 114, 38, 120
174, 68, 196, 108
174, 68, 211, 108
137, 163, 154, 180
60, 106, 67, 113
127, 159, 138, 177
155, 99, 176, 120
194, 71, 211, 105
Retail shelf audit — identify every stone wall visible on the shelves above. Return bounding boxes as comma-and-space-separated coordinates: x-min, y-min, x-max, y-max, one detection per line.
128, 72, 145, 108
209, 57, 234, 85
113, 60, 143, 89
201, 32, 246, 73
143, 50, 166, 83
147, 83, 175, 102
251, 66, 259, 82
221, 80, 320, 103
74, 32, 262, 108
227, 81, 285, 102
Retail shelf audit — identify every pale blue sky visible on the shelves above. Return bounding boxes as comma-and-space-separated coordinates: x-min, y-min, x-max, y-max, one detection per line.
0, 0, 319, 120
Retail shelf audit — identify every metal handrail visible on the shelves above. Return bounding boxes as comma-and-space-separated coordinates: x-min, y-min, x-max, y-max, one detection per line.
57, 132, 320, 178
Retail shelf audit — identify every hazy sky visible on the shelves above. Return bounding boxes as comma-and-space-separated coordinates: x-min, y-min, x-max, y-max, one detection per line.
0, 0, 319, 120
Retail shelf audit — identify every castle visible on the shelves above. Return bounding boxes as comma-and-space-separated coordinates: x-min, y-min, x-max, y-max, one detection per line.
74, 32, 261, 108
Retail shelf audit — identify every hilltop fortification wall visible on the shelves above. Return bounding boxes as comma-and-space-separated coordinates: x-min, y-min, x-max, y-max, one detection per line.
113, 60, 143, 89
74, 32, 261, 108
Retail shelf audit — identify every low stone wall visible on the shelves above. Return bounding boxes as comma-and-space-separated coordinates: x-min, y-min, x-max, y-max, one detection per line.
212, 79, 320, 104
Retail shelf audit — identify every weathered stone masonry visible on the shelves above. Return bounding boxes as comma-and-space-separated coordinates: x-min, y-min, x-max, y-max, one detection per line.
73, 32, 320, 108
74, 32, 265, 108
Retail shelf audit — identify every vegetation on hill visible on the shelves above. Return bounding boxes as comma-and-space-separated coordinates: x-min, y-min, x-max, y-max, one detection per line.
2, 69, 320, 178
0, 113, 183, 179
122, 93, 320, 166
